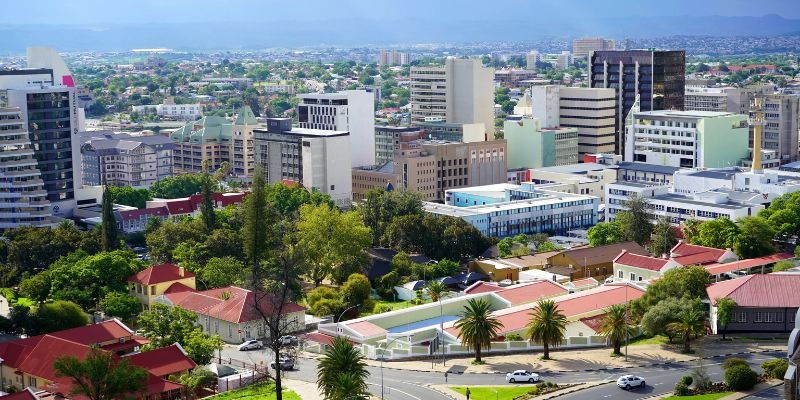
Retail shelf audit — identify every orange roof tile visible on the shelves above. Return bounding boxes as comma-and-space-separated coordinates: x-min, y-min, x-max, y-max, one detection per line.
126, 344, 196, 378
128, 263, 195, 285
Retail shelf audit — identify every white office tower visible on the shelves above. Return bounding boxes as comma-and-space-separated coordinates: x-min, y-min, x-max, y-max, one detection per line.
0, 107, 55, 228
26, 47, 88, 133
555, 51, 574, 70
0, 69, 80, 218
525, 51, 541, 70
410, 57, 495, 135
297, 90, 375, 167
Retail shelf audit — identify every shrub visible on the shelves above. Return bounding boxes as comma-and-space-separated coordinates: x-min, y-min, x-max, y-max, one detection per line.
725, 364, 758, 391
307, 287, 339, 310
310, 298, 346, 317
527, 386, 540, 395
680, 375, 693, 386
722, 357, 748, 371
761, 358, 789, 379
505, 333, 524, 341
373, 304, 393, 314
673, 382, 690, 396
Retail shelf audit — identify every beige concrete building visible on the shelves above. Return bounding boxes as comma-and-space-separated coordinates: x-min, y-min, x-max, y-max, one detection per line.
572, 38, 615, 59
753, 93, 800, 163
169, 107, 259, 180
532, 85, 617, 155
684, 85, 774, 114
529, 163, 618, 203
410, 57, 495, 135
352, 163, 401, 202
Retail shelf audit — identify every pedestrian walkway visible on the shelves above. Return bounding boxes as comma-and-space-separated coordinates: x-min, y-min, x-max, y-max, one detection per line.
301, 338, 786, 375
283, 378, 322, 400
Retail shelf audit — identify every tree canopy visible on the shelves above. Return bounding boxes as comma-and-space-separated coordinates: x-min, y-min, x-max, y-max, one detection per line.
54, 347, 148, 400
383, 214, 492, 261
149, 174, 205, 199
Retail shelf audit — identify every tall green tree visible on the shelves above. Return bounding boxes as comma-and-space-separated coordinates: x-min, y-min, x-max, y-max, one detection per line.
149, 174, 205, 199
615, 195, 653, 246
690, 217, 739, 249
639, 266, 711, 309
758, 191, 800, 242
454, 298, 502, 363
101, 184, 119, 251
99, 292, 141, 322
667, 309, 705, 353
35, 300, 90, 334
137, 304, 223, 365
587, 221, 624, 247
598, 304, 634, 356
650, 216, 678, 257
242, 168, 273, 288
296, 204, 372, 286
54, 347, 148, 400
316, 337, 370, 399
425, 280, 451, 302
640, 297, 698, 343
107, 186, 151, 209
199, 167, 216, 231
48, 250, 144, 310
526, 299, 568, 360
356, 189, 423, 246
715, 297, 737, 341
733, 216, 775, 258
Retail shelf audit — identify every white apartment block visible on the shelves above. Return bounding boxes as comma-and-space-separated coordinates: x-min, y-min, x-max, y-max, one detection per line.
525, 51, 542, 70
532, 85, 617, 155
626, 110, 749, 169
80, 131, 174, 188
572, 38, 614, 59
254, 118, 352, 208
378, 50, 409, 66
132, 103, 203, 120
410, 57, 495, 135
0, 107, 55, 228
755, 94, 800, 163
297, 90, 375, 167
555, 51, 574, 70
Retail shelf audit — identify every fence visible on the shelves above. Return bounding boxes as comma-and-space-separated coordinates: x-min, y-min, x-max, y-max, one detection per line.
217, 369, 266, 393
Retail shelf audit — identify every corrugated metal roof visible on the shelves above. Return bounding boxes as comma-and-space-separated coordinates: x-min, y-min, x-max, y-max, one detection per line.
707, 274, 800, 307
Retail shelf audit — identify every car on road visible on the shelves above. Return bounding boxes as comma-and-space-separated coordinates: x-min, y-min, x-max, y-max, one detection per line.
270, 357, 295, 370
278, 335, 298, 347
237, 340, 263, 351
505, 370, 540, 383
616, 375, 646, 389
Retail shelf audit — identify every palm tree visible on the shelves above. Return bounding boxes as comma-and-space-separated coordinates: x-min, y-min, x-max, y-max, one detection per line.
667, 309, 705, 353
526, 299, 567, 360
317, 337, 370, 399
597, 304, 634, 356
425, 281, 450, 302
454, 298, 502, 363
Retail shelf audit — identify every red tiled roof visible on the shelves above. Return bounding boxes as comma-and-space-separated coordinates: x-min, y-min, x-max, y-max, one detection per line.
165, 198, 194, 214
101, 336, 150, 353
671, 242, 729, 265
614, 250, 672, 271
707, 274, 800, 307
164, 281, 196, 294
0, 339, 38, 369
2, 389, 39, 400
579, 313, 608, 333
18, 336, 92, 381
464, 281, 503, 294
704, 253, 793, 275
127, 344, 196, 378
119, 206, 169, 221
301, 331, 336, 346
128, 263, 195, 285
50, 319, 133, 346
164, 286, 304, 324
345, 321, 387, 338
494, 280, 568, 306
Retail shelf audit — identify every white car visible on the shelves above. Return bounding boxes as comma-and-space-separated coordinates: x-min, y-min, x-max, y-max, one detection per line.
237, 339, 263, 351
505, 370, 540, 383
616, 375, 646, 389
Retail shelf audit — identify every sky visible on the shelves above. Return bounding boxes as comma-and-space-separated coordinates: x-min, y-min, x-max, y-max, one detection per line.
7, 0, 800, 24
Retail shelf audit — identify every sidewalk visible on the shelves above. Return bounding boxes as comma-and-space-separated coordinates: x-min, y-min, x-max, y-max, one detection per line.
302, 338, 786, 374
426, 381, 611, 400
283, 378, 322, 400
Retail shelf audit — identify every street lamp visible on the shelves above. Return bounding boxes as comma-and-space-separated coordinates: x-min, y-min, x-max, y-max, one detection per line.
379, 334, 413, 400
336, 304, 361, 335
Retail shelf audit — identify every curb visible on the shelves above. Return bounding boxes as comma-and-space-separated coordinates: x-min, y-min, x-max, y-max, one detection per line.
351, 348, 783, 375
425, 384, 460, 400
538, 381, 613, 399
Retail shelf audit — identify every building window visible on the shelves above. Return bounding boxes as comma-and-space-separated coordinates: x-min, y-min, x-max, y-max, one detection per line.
776, 312, 784, 323
215, 320, 220, 333
765, 312, 774, 323
150, 286, 155, 295
738, 312, 746, 322
28, 376, 37, 387
618, 270, 623, 279
629, 273, 635, 281
228, 325, 232, 337
754, 312, 762, 323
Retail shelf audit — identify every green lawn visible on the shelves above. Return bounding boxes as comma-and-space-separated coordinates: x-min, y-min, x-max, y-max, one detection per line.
628, 334, 671, 346
208, 382, 301, 400
450, 386, 534, 400
663, 392, 733, 400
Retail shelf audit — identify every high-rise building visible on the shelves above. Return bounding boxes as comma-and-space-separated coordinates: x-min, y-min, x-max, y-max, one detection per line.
410, 57, 495, 135
0, 107, 54, 228
0, 69, 81, 217
684, 85, 774, 114
378, 50, 409, 66
525, 51, 541, 71
80, 131, 174, 187
297, 90, 375, 167
374, 126, 422, 165
504, 118, 579, 169
254, 118, 352, 208
751, 94, 800, 163
572, 38, 615, 59
169, 107, 259, 179
590, 50, 686, 155
625, 110, 749, 168
555, 51, 574, 70
531, 85, 617, 155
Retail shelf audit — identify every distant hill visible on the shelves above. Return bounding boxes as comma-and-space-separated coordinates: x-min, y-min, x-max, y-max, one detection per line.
1, 14, 798, 53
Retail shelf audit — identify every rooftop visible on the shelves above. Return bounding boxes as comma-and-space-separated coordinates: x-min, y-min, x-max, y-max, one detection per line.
128, 263, 194, 285
616, 162, 681, 175
707, 274, 800, 307
634, 110, 737, 119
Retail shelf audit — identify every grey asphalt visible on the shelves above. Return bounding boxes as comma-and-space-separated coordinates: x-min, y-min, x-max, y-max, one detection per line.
745, 385, 785, 399
221, 346, 784, 400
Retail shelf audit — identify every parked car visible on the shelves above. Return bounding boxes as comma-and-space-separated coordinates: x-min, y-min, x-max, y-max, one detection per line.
270, 357, 295, 370
505, 370, 540, 383
279, 335, 298, 347
237, 340, 263, 351
616, 375, 646, 389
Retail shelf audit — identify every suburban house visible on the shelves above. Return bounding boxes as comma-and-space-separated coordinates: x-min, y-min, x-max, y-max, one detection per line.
547, 241, 649, 280
670, 241, 738, 266
365, 248, 432, 284
707, 274, 800, 334
128, 263, 197, 310
470, 250, 561, 282
0, 320, 194, 399
156, 286, 305, 344
613, 250, 682, 282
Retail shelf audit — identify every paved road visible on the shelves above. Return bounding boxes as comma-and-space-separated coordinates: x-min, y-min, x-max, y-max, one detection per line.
746, 384, 785, 399
221, 346, 783, 400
